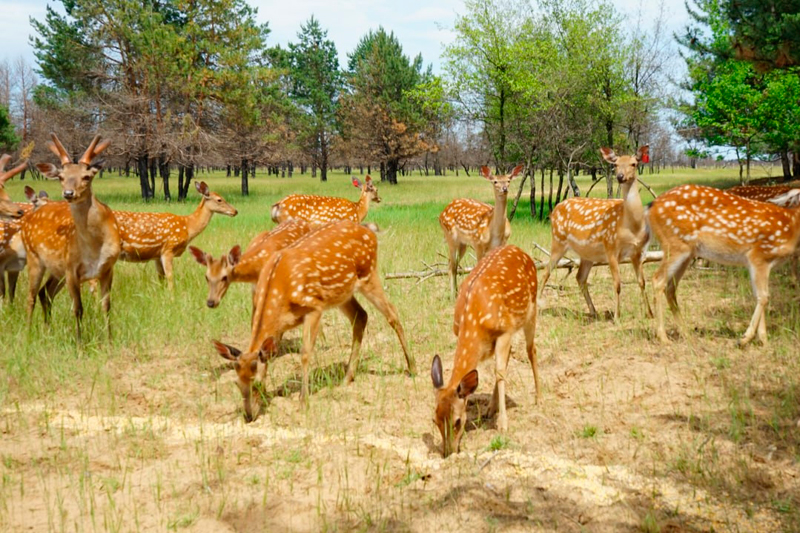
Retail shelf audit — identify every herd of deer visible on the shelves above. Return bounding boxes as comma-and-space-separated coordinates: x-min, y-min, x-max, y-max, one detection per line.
2, 134, 800, 457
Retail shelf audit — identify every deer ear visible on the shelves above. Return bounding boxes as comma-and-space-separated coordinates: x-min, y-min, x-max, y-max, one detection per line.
188, 246, 207, 266
39, 190, 49, 199
456, 370, 478, 399
431, 355, 444, 389
228, 245, 242, 266
600, 147, 617, 163
195, 181, 209, 196
636, 145, 650, 161
365, 175, 372, 184
258, 337, 277, 363
352, 176, 362, 188
480, 166, 492, 179
24, 186, 35, 201
510, 164, 524, 178
213, 340, 241, 361
36, 163, 60, 179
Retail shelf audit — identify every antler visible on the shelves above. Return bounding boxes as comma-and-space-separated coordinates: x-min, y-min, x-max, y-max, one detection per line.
0, 154, 28, 185
48, 133, 73, 165
79, 135, 110, 165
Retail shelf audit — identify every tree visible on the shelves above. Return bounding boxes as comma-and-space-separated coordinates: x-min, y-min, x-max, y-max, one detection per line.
0, 105, 18, 152
723, 0, 800, 70
341, 27, 431, 184
286, 17, 341, 182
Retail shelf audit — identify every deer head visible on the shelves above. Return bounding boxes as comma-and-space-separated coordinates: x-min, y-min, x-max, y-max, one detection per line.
431, 355, 479, 458
213, 337, 277, 422
196, 180, 238, 216
190, 245, 242, 308
601, 145, 649, 184
353, 175, 380, 204
0, 154, 29, 202
24, 186, 51, 211
480, 165, 524, 195
36, 133, 109, 203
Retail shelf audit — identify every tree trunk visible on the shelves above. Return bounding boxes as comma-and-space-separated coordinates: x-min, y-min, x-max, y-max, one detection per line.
555, 166, 564, 205
548, 168, 554, 214
793, 151, 800, 178
320, 144, 328, 182
241, 158, 249, 196
177, 165, 185, 201
159, 156, 170, 201
149, 158, 157, 196
386, 158, 399, 184
781, 151, 791, 180
508, 172, 528, 221
137, 155, 152, 200
538, 167, 545, 221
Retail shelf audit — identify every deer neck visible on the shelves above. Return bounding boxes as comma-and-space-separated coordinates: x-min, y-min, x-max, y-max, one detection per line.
356, 189, 370, 222
488, 190, 508, 249
69, 195, 110, 248
232, 253, 263, 283
186, 198, 214, 241
620, 178, 644, 230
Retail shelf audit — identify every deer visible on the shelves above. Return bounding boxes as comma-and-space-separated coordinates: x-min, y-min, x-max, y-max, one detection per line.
430, 245, 540, 457
649, 185, 800, 346
439, 165, 523, 298
727, 185, 794, 203
0, 154, 29, 219
212, 219, 416, 421
270, 175, 380, 227
113, 181, 237, 289
0, 187, 51, 303
538, 146, 653, 321
189, 218, 311, 308
23, 133, 120, 342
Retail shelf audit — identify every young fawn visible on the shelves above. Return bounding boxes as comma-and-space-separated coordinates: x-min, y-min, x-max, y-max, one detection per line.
648, 185, 800, 345
113, 181, 237, 288
189, 218, 311, 308
271, 175, 380, 227
213, 220, 415, 421
539, 146, 652, 320
431, 245, 539, 457
25, 133, 120, 341
439, 165, 523, 298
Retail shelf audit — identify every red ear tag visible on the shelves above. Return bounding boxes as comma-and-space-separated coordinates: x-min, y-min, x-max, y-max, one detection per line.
641, 154, 650, 163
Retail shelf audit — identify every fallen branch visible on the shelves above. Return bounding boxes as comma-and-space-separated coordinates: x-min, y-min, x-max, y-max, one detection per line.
385, 251, 664, 280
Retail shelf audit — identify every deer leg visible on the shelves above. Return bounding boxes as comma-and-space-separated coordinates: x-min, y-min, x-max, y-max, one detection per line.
98, 271, 114, 340
445, 234, 463, 299
666, 256, 691, 317
630, 252, 653, 319
300, 310, 323, 404
538, 238, 567, 297
359, 273, 416, 375
339, 297, 368, 384
39, 276, 64, 324
0, 271, 5, 302
653, 249, 691, 343
161, 253, 175, 290
65, 271, 83, 344
489, 332, 514, 432
608, 254, 622, 322
524, 317, 540, 404
576, 260, 597, 318
741, 261, 772, 346
26, 256, 45, 323
7, 271, 18, 303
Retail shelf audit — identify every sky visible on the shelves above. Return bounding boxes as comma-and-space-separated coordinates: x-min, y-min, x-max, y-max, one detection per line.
1, 0, 691, 75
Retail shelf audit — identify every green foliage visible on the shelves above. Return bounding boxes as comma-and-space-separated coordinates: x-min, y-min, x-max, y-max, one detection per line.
723, 0, 800, 70
0, 106, 19, 153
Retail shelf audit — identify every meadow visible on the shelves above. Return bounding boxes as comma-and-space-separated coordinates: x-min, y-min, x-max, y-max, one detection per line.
0, 164, 798, 532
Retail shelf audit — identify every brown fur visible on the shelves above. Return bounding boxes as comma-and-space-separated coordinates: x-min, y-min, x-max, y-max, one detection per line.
271, 175, 380, 227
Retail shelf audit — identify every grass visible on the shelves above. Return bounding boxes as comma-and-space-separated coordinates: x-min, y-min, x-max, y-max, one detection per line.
0, 164, 799, 531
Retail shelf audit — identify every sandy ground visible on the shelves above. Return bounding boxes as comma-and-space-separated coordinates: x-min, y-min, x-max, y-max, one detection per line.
1, 262, 799, 532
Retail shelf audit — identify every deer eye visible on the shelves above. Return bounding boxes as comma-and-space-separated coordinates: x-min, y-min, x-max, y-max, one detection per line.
631, 162, 637, 167
222, 276, 228, 283
216, 198, 222, 203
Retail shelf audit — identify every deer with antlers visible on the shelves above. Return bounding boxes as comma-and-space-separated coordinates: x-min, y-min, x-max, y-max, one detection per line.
539, 146, 653, 321
189, 218, 311, 308
439, 165, 523, 298
23, 133, 120, 341
113, 181, 237, 289
431, 245, 540, 457
270, 175, 380, 227
212, 220, 415, 421
649, 186, 800, 346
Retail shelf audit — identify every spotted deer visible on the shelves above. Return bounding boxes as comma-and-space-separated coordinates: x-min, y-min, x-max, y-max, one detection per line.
0, 187, 51, 303
189, 218, 311, 308
212, 220, 415, 421
430, 245, 540, 457
113, 181, 237, 288
539, 146, 652, 321
439, 165, 523, 298
0, 154, 29, 219
270, 175, 380, 227
649, 185, 800, 346
24, 133, 120, 341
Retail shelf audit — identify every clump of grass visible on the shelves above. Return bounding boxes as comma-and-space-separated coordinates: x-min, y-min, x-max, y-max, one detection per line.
578, 425, 598, 439
488, 434, 511, 451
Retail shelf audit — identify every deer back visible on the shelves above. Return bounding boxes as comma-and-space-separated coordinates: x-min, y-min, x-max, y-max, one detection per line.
439, 198, 494, 244
648, 185, 800, 265
728, 185, 793, 203
115, 210, 189, 261
272, 194, 363, 227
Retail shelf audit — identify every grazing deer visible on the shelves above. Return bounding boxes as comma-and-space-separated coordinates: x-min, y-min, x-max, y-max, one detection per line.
0, 154, 29, 219
539, 146, 652, 321
212, 220, 415, 421
270, 175, 380, 227
439, 165, 523, 298
430, 245, 540, 457
189, 218, 311, 308
113, 181, 237, 288
648, 185, 800, 345
0, 188, 51, 302
24, 133, 120, 342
